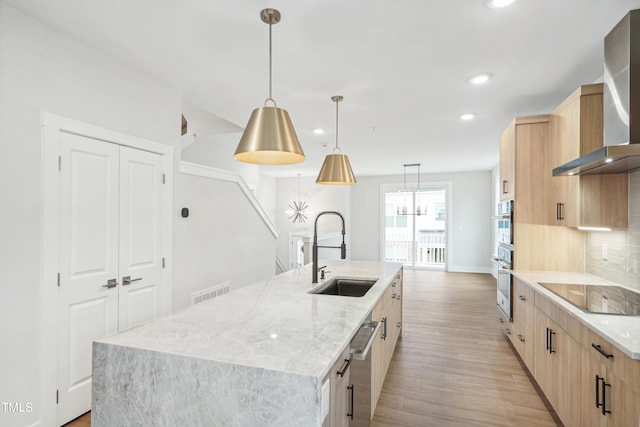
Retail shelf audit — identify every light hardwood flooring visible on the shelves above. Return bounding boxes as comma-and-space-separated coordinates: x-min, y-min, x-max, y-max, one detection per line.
371, 270, 559, 427
64, 270, 558, 427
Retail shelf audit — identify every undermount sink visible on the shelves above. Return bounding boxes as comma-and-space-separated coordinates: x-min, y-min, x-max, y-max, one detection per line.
309, 277, 378, 297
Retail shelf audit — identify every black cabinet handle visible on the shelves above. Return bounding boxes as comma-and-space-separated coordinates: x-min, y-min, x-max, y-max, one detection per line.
592, 343, 614, 359
548, 328, 556, 354
556, 202, 565, 221
347, 384, 354, 419
337, 358, 351, 378
603, 380, 611, 415
518, 295, 526, 301
381, 317, 387, 340
546, 327, 550, 352
517, 334, 525, 342
498, 317, 504, 324
595, 375, 602, 409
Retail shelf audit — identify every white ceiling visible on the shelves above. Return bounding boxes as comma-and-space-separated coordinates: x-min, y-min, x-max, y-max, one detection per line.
8, 0, 640, 177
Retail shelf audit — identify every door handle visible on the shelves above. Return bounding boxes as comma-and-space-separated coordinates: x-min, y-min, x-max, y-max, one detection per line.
122, 276, 143, 286
102, 278, 118, 289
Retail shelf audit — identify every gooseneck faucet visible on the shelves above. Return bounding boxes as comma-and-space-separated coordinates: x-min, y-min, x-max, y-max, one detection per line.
312, 211, 346, 283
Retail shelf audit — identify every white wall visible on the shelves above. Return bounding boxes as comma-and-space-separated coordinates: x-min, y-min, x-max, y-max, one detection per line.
0, 4, 277, 426
350, 171, 493, 273
0, 5, 180, 426
173, 173, 276, 311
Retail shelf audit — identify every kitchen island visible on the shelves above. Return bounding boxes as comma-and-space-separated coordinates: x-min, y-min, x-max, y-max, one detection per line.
92, 260, 402, 427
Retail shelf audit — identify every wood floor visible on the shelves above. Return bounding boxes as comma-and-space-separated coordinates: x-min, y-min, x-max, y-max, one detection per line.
371, 270, 558, 427
64, 270, 557, 427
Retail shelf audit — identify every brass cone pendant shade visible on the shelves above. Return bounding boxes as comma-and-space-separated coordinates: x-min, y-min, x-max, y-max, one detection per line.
234, 9, 305, 165
316, 95, 356, 185
316, 153, 356, 185
235, 105, 305, 164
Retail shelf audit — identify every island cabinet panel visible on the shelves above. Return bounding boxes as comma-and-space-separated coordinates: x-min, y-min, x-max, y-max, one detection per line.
549, 83, 628, 228
324, 345, 351, 427
580, 327, 640, 427
533, 308, 581, 425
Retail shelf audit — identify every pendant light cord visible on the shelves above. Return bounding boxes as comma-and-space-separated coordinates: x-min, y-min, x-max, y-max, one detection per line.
335, 99, 339, 151
269, 22, 273, 101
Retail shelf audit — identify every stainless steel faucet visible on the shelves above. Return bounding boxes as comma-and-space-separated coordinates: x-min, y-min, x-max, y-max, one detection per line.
312, 211, 346, 283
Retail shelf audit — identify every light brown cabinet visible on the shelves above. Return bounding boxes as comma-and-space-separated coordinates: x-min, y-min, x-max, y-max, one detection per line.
580, 327, 640, 426
509, 277, 536, 367
499, 122, 516, 201
499, 115, 551, 225
515, 119, 552, 225
325, 345, 352, 427
534, 308, 581, 425
507, 277, 640, 427
353, 268, 403, 426
549, 84, 628, 228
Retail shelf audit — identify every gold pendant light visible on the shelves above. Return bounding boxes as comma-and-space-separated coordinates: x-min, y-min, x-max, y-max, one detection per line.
316, 96, 357, 185
234, 9, 305, 165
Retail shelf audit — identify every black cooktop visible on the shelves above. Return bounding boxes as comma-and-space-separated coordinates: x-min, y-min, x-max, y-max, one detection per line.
539, 283, 640, 315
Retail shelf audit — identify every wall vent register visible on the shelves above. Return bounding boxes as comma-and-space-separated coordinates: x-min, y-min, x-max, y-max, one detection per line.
540, 283, 640, 315
191, 282, 231, 305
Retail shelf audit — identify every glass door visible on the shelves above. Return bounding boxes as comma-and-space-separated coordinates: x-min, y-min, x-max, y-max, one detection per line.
383, 187, 447, 269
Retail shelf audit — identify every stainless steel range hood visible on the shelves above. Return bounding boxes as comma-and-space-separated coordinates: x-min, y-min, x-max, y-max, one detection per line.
553, 9, 640, 176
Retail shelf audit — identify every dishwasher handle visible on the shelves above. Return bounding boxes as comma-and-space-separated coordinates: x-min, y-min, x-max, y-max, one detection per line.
350, 321, 382, 361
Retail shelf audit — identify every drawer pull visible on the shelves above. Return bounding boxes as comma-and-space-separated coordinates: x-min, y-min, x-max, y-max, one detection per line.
592, 343, 614, 360
517, 334, 525, 343
518, 295, 526, 301
336, 358, 351, 378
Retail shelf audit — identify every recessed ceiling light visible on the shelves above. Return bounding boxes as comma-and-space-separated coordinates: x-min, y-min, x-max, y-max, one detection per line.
486, 0, 516, 8
312, 128, 325, 135
459, 113, 476, 121
468, 73, 492, 85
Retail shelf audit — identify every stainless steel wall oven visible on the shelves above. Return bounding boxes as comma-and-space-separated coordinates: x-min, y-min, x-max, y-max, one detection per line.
495, 200, 513, 320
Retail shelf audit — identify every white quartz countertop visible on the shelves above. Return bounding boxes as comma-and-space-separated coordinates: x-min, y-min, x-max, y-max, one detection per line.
512, 270, 640, 360
97, 260, 402, 378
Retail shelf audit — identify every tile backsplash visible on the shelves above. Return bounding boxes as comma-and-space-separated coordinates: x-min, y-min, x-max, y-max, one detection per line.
587, 170, 640, 290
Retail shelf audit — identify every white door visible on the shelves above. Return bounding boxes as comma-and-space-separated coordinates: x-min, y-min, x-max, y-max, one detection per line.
57, 133, 164, 425
118, 146, 164, 330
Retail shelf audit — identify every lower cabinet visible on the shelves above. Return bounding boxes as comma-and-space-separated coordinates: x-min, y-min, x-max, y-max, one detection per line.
534, 308, 581, 425
580, 329, 640, 427
510, 278, 535, 368
353, 268, 403, 426
507, 277, 640, 427
325, 345, 352, 427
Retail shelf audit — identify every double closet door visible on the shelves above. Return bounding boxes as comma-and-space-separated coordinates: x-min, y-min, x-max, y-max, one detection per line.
57, 132, 166, 425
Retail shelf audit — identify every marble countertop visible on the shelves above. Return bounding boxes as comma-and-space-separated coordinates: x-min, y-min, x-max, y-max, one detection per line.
512, 270, 640, 360
96, 260, 402, 378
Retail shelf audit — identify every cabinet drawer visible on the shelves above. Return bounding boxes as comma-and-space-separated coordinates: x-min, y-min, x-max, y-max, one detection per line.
497, 310, 512, 338
512, 321, 534, 368
582, 327, 640, 395
513, 278, 535, 326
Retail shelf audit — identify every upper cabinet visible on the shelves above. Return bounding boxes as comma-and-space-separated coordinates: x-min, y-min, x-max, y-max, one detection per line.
549, 84, 628, 228
499, 115, 551, 226
499, 123, 516, 201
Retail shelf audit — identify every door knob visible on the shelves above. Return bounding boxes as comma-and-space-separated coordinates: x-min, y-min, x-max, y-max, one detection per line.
122, 276, 143, 286
102, 278, 118, 289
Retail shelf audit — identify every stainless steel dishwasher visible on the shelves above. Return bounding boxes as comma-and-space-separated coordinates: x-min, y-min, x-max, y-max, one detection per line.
349, 315, 382, 427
